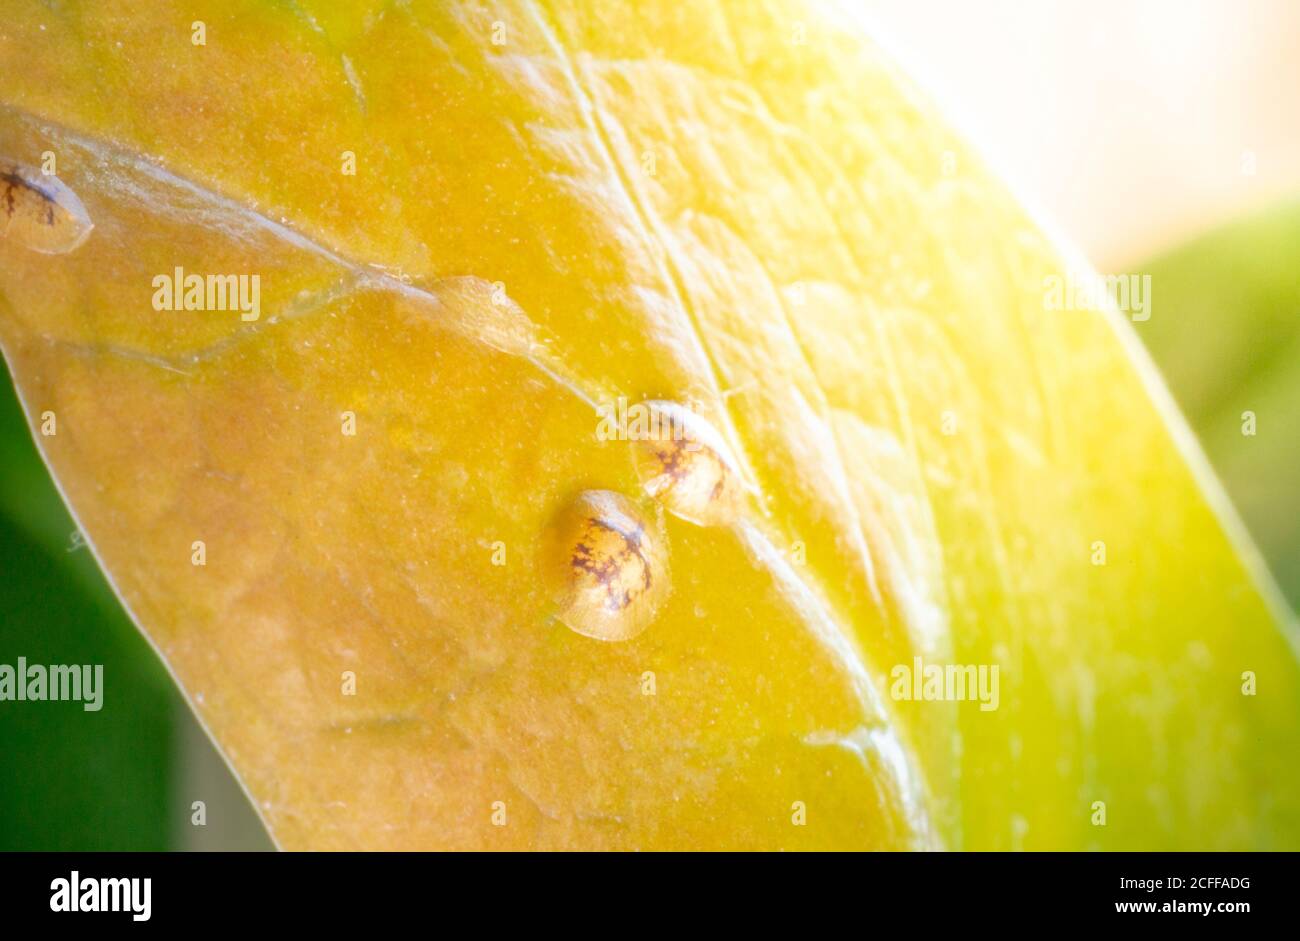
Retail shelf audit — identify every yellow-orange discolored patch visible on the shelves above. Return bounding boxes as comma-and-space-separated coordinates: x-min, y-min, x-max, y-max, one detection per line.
546, 489, 670, 641
631, 400, 743, 527
0, 160, 93, 255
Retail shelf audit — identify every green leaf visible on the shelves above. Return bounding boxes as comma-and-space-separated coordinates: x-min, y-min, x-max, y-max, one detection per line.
1138, 200, 1300, 610
0, 368, 175, 850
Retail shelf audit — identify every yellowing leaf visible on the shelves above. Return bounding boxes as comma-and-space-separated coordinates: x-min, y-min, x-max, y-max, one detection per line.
1, 0, 1297, 850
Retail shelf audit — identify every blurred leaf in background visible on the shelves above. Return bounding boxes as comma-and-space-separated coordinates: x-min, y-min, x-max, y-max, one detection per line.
0, 365, 173, 849
0, 361, 270, 850
1137, 200, 1300, 612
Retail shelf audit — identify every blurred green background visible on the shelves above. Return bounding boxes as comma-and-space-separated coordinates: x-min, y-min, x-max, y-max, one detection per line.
0, 358, 273, 850
1138, 201, 1300, 612
0, 200, 1295, 849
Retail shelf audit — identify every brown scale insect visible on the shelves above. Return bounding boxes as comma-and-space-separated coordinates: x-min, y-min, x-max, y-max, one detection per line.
546, 490, 669, 642
0, 160, 94, 255
631, 400, 743, 527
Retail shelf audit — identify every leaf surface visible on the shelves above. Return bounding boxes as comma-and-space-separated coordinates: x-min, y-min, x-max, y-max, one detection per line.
1, 0, 1297, 849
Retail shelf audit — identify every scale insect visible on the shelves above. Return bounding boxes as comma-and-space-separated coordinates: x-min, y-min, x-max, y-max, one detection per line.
0, 159, 94, 255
